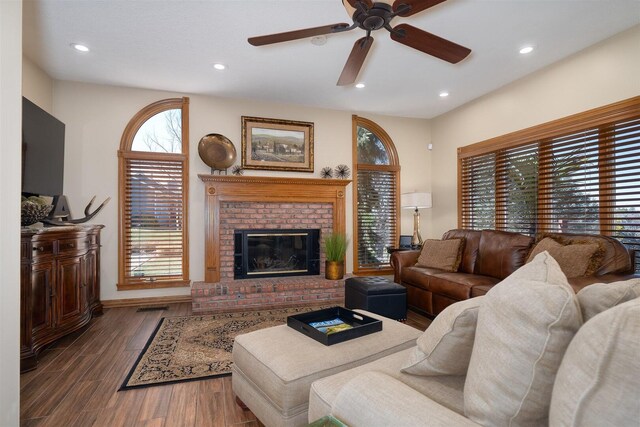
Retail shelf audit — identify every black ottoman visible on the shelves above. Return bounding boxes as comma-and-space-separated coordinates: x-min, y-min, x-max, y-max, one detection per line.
345, 277, 407, 320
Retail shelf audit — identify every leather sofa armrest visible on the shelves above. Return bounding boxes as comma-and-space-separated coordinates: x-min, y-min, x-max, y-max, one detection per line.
390, 250, 420, 284
330, 372, 480, 427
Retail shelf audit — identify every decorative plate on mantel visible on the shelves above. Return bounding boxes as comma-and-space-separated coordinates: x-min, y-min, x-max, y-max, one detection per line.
198, 133, 237, 171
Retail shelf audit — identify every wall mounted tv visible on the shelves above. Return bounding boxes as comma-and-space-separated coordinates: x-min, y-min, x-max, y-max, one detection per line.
22, 97, 65, 196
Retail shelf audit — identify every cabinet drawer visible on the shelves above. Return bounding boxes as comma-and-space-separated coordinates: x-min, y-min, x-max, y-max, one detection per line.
58, 239, 87, 254
32, 241, 54, 257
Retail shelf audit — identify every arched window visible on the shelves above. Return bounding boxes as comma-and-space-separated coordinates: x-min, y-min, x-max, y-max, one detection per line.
352, 115, 400, 274
118, 97, 190, 290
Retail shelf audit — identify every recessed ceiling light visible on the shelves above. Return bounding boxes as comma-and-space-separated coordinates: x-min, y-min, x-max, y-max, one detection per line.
355, 83, 366, 89
519, 46, 534, 54
213, 63, 226, 70
439, 91, 449, 98
71, 43, 89, 52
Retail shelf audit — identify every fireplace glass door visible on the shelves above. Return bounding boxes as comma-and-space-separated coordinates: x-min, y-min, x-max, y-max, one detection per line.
234, 229, 320, 279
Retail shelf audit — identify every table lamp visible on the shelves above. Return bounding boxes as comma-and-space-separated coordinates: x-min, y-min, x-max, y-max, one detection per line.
401, 192, 432, 246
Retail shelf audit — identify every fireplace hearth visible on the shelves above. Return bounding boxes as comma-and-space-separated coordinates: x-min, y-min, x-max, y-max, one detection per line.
234, 229, 320, 279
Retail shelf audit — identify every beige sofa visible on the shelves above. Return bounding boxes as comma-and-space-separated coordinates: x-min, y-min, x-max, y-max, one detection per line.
309, 253, 640, 426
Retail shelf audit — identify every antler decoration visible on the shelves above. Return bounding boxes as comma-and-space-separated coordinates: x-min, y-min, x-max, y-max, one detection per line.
43, 196, 111, 226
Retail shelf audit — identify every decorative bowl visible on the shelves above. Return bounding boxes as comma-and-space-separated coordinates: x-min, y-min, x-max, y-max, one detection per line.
21, 203, 53, 226
198, 133, 237, 171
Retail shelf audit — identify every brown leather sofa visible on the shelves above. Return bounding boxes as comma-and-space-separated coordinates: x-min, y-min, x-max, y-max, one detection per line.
391, 229, 637, 317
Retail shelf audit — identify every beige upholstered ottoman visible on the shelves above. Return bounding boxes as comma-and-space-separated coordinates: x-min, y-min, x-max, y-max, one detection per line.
232, 310, 421, 427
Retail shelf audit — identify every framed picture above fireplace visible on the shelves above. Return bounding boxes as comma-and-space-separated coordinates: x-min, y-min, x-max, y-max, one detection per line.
241, 116, 314, 172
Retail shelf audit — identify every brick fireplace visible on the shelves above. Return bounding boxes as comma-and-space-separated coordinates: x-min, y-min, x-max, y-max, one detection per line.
192, 176, 351, 313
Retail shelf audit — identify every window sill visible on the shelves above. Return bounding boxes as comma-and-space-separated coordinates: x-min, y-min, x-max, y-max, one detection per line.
117, 279, 191, 291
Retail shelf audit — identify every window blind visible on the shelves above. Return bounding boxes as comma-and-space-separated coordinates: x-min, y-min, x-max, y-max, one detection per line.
458, 98, 640, 272
460, 152, 496, 230
123, 157, 186, 284
356, 168, 398, 269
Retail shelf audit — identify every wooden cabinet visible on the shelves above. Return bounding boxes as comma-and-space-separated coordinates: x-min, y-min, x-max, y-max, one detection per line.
20, 225, 103, 372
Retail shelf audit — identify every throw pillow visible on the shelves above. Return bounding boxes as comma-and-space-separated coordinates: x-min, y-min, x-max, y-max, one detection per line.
401, 296, 484, 376
576, 278, 640, 321
464, 252, 582, 426
527, 237, 601, 278
549, 298, 640, 427
416, 238, 464, 272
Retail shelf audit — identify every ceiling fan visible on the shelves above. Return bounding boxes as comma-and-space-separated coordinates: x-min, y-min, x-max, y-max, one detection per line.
248, 0, 471, 86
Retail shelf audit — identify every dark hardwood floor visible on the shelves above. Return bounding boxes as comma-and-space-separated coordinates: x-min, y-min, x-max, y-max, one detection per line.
20, 303, 430, 427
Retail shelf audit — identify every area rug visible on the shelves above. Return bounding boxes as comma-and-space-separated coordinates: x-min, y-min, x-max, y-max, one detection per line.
120, 305, 330, 390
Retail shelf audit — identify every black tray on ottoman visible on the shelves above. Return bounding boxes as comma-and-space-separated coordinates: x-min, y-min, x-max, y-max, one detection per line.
287, 306, 382, 346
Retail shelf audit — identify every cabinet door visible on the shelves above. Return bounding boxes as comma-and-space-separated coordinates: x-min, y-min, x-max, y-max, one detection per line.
56, 257, 83, 327
31, 261, 55, 334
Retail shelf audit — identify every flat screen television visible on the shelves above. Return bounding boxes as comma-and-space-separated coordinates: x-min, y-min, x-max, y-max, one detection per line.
22, 97, 65, 197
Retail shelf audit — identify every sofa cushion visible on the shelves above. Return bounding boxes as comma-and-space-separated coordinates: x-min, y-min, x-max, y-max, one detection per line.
401, 266, 443, 291
429, 273, 499, 300
549, 298, 640, 427
416, 239, 464, 272
527, 236, 602, 278
475, 229, 534, 279
442, 229, 482, 274
540, 232, 633, 276
402, 297, 483, 376
308, 348, 466, 422
328, 372, 478, 427
464, 252, 582, 426
576, 278, 640, 321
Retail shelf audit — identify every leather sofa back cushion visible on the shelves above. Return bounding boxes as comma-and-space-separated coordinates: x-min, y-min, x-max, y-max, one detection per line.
540, 232, 633, 275
475, 230, 534, 279
442, 229, 481, 274
416, 239, 464, 272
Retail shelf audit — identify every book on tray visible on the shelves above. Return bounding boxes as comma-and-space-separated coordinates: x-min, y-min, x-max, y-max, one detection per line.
308, 318, 354, 335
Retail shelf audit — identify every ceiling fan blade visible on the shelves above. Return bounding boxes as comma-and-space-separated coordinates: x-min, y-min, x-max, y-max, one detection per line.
337, 36, 374, 86
392, 0, 447, 17
390, 24, 470, 63
248, 23, 352, 46
344, 0, 373, 8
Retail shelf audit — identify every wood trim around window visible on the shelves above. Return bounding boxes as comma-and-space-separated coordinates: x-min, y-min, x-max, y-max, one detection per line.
352, 115, 401, 275
457, 96, 640, 231
458, 96, 640, 159
117, 97, 190, 290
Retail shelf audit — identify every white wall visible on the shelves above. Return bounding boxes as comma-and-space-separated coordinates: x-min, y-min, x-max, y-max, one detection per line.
22, 57, 54, 113
430, 25, 640, 236
1, 0, 22, 425
51, 81, 431, 300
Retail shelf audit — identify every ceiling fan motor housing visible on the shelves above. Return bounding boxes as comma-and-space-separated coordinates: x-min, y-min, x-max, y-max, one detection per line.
352, 2, 394, 31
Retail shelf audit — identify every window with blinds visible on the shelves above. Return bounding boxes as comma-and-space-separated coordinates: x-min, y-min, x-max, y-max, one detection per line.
352, 116, 400, 274
118, 98, 190, 290
458, 97, 640, 271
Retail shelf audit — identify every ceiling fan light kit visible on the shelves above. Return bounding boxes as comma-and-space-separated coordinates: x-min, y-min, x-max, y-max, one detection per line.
248, 0, 471, 86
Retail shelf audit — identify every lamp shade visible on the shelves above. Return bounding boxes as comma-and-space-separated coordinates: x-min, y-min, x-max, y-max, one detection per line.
401, 192, 432, 209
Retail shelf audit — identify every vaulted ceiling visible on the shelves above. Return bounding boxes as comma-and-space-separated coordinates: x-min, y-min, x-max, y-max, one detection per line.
23, 0, 640, 118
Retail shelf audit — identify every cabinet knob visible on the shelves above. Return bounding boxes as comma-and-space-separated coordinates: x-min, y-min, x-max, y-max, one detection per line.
33, 246, 44, 252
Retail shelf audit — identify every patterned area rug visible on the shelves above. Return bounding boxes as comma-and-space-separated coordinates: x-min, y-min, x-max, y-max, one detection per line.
120, 305, 329, 390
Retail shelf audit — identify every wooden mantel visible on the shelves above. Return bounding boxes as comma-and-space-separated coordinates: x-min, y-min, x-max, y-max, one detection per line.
199, 175, 352, 282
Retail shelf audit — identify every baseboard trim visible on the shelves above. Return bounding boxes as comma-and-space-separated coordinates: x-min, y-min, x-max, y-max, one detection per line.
102, 295, 192, 309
